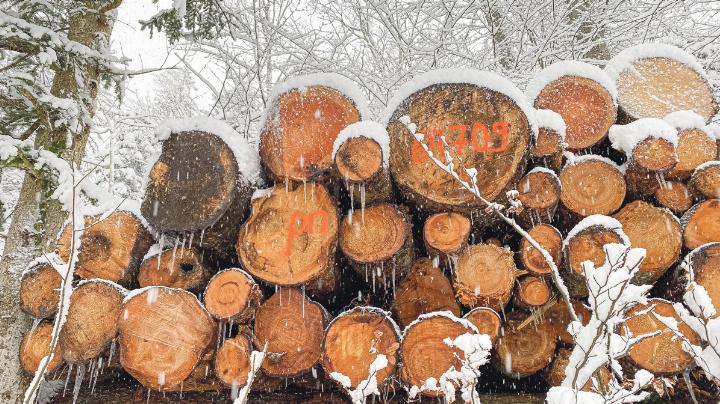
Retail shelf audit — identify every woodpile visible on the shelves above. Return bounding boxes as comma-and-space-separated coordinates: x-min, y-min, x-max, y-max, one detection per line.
15, 47, 720, 402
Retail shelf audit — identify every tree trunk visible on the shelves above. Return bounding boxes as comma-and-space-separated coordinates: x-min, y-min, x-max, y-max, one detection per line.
559, 157, 625, 225
334, 136, 392, 206
454, 244, 519, 311
681, 199, 720, 249
519, 224, 562, 276
495, 317, 556, 378
138, 247, 209, 292
655, 181, 693, 214
19, 263, 61, 319
203, 268, 262, 323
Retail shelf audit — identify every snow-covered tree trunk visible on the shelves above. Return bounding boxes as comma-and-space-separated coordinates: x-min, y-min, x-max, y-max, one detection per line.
0, 1, 123, 400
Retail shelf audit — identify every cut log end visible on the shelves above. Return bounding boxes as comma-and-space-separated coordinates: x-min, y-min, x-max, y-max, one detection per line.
564, 225, 625, 297
495, 317, 556, 378
515, 276, 552, 308
532, 127, 563, 159
203, 268, 261, 322
545, 348, 610, 390
392, 258, 460, 328
138, 247, 209, 292
682, 199, 720, 250
20, 263, 61, 319
668, 129, 717, 179
322, 307, 400, 389
544, 300, 591, 345
423, 212, 471, 257
519, 224, 562, 276
690, 162, 720, 200
631, 137, 677, 173
20, 321, 62, 374
463, 307, 501, 345
335, 136, 383, 182
214, 336, 252, 388
253, 288, 326, 377
560, 158, 626, 219
454, 244, 518, 311
686, 243, 720, 311
517, 170, 560, 226
655, 181, 693, 213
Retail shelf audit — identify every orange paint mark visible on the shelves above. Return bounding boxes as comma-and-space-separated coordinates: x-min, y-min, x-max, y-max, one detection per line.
284, 210, 330, 256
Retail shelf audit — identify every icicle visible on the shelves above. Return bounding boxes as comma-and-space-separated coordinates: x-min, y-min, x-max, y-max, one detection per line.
348, 183, 355, 224
199, 228, 206, 246
285, 176, 289, 193
63, 364, 74, 397
72, 363, 85, 404
303, 178, 307, 203
301, 285, 306, 318
188, 232, 194, 250
311, 180, 315, 200
108, 339, 116, 365
372, 267, 376, 293
156, 233, 165, 270
360, 183, 366, 224
392, 263, 396, 297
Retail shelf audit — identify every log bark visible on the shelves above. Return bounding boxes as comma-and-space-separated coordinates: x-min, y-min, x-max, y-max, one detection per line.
563, 224, 626, 297
655, 181, 693, 214
533, 76, 616, 150
544, 300, 591, 345
613, 56, 718, 122
559, 157, 625, 223
530, 127, 564, 172
423, 212, 471, 264
681, 199, 720, 250
19, 321, 62, 374
137, 247, 209, 292
667, 129, 717, 180
203, 268, 262, 323
214, 335, 252, 388
260, 84, 362, 182
495, 317, 556, 378
513, 276, 552, 309
619, 299, 700, 375
56, 210, 153, 285
237, 183, 338, 290
387, 82, 532, 215
322, 307, 400, 390
334, 136, 392, 206
252, 288, 327, 377
689, 161, 720, 200
60, 280, 125, 364
141, 130, 256, 264
339, 203, 414, 292
454, 244, 519, 311
117, 286, 215, 391
463, 308, 501, 345
519, 224, 562, 276
612, 200, 682, 285
684, 243, 720, 311
391, 258, 460, 328
399, 313, 479, 398
19, 263, 61, 319
516, 169, 561, 227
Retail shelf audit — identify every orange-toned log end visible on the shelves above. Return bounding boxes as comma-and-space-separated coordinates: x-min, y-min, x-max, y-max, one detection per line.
544, 300, 591, 345
495, 317, 556, 378
620, 299, 700, 375
517, 169, 561, 226
690, 161, 720, 200
392, 258, 460, 328
564, 225, 626, 297
631, 137, 678, 173
454, 244, 517, 311
655, 181, 693, 214
400, 313, 479, 397
237, 183, 338, 287
514, 276, 552, 309
387, 83, 532, 214
253, 288, 326, 377
118, 287, 215, 391
20, 263, 61, 319
545, 348, 610, 391
214, 335, 252, 388
560, 158, 626, 219
668, 129, 717, 180
532, 127, 563, 159
686, 243, 720, 308
322, 307, 400, 389
204, 268, 262, 322
60, 280, 125, 364
260, 85, 362, 181
625, 165, 663, 197
339, 203, 414, 286
138, 247, 209, 292
614, 56, 718, 122
20, 321, 62, 374
682, 199, 720, 249
335, 136, 383, 183
423, 212, 471, 258
519, 224, 562, 276
613, 201, 681, 285
533, 76, 616, 150
463, 308, 501, 345
56, 210, 153, 285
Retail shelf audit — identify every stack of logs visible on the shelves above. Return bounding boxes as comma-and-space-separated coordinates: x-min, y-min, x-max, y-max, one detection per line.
16, 46, 720, 403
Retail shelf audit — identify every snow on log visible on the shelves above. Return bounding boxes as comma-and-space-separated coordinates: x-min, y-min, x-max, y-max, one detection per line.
137, 247, 209, 292
681, 199, 720, 249
118, 286, 215, 391
559, 156, 626, 223
544, 300, 591, 345
454, 243, 518, 311
682, 243, 720, 308
519, 224, 562, 276
562, 215, 629, 297
214, 335, 252, 388
612, 201, 682, 285
59, 280, 126, 364
462, 307, 501, 345
605, 43, 718, 122
527, 61, 617, 150
252, 288, 327, 377
516, 167, 561, 227
392, 258, 460, 328
19, 262, 61, 319
203, 268, 262, 323
339, 203, 414, 291
260, 73, 366, 182
513, 275, 552, 310
531, 109, 566, 171
423, 212, 471, 267
620, 299, 700, 375
333, 121, 392, 205
495, 316, 556, 378
19, 321, 62, 374
689, 161, 720, 200
141, 118, 260, 264
654, 181, 693, 214
322, 307, 400, 391
56, 210, 153, 285
385, 69, 534, 215
237, 183, 338, 289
